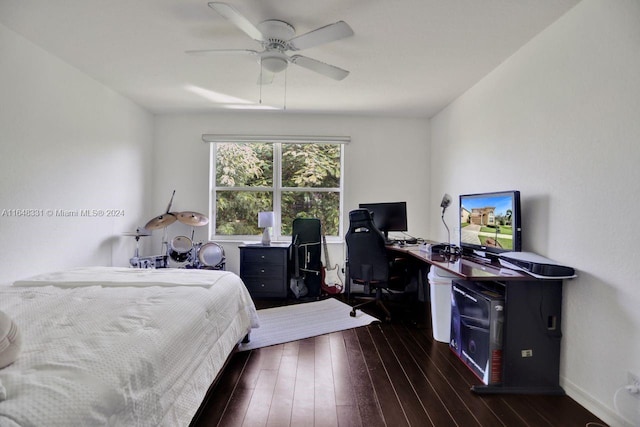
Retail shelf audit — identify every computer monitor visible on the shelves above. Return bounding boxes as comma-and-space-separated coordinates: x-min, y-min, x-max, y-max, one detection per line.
459, 190, 521, 260
358, 201, 408, 240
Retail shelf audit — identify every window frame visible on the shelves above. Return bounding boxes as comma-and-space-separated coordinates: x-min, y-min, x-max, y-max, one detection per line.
206, 135, 348, 243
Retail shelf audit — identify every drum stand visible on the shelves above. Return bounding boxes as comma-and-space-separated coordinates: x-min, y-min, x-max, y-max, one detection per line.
161, 227, 170, 258
124, 228, 168, 269
134, 234, 141, 259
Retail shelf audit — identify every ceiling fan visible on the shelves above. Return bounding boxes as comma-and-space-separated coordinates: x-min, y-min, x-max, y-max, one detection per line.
186, 2, 354, 83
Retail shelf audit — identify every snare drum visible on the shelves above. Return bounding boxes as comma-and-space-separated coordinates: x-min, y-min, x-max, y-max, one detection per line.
198, 242, 225, 268
169, 235, 193, 263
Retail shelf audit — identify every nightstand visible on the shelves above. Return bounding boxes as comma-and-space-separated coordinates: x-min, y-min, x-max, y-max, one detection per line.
239, 243, 290, 298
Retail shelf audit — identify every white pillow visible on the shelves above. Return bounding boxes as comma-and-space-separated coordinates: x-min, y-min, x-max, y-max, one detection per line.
0, 310, 21, 369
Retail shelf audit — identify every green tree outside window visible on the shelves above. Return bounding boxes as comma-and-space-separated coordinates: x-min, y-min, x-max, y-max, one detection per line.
212, 141, 343, 238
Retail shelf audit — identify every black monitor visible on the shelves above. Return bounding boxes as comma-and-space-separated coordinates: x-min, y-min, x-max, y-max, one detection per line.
459, 190, 522, 260
358, 201, 408, 240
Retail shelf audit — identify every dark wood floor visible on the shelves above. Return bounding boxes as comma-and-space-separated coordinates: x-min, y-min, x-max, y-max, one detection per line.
192, 297, 607, 427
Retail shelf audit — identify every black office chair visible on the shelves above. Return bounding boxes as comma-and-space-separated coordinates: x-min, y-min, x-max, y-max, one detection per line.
346, 209, 402, 321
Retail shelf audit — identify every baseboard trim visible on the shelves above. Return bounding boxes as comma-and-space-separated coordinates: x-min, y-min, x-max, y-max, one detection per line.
561, 376, 634, 427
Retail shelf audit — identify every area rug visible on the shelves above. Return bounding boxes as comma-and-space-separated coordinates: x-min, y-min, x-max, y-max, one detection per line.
238, 297, 378, 351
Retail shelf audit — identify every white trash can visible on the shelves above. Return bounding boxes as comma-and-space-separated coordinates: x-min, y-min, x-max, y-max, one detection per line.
428, 267, 456, 343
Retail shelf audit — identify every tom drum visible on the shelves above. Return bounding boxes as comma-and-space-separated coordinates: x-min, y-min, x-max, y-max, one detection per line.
169, 235, 193, 263
198, 242, 225, 268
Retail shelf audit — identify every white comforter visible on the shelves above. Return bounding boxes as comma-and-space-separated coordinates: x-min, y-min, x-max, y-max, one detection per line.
0, 267, 259, 427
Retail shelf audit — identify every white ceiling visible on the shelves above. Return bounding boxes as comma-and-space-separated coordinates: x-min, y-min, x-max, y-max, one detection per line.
0, 0, 580, 118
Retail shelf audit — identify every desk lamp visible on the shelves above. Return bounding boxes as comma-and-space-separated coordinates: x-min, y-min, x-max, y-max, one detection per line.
440, 193, 459, 256
440, 193, 452, 246
258, 211, 275, 245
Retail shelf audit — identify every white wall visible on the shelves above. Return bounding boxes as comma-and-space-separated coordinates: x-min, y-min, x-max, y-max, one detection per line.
0, 24, 154, 283
152, 112, 430, 274
429, 1, 640, 425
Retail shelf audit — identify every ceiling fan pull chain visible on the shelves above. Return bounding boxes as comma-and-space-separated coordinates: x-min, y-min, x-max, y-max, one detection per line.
284, 67, 287, 110
259, 58, 263, 104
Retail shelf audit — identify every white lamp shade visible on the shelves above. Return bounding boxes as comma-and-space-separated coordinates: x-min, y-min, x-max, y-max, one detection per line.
258, 211, 275, 228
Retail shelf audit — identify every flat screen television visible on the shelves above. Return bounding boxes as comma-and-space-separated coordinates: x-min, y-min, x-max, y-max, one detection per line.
459, 190, 521, 259
358, 201, 408, 240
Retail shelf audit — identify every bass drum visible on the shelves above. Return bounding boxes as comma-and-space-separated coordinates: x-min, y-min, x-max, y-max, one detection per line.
198, 242, 225, 269
169, 235, 193, 263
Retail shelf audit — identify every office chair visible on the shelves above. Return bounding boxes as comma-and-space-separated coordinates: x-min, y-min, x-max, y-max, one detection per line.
346, 209, 403, 322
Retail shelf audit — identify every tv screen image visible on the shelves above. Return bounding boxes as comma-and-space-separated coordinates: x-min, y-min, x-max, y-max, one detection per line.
459, 191, 521, 257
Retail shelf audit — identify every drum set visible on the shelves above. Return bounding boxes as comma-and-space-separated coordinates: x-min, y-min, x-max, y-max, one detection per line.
126, 197, 225, 270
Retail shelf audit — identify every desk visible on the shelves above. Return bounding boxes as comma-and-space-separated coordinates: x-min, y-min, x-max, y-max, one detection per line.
385, 245, 564, 395
388, 245, 531, 281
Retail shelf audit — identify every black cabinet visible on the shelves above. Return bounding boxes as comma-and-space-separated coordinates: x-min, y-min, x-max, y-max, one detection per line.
239, 243, 290, 298
456, 278, 564, 395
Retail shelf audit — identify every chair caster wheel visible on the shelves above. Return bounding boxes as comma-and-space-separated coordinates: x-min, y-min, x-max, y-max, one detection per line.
350, 309, 356, 317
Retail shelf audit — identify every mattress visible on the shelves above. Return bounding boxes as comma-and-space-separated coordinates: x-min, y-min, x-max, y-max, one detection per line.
0, 267, 259, 427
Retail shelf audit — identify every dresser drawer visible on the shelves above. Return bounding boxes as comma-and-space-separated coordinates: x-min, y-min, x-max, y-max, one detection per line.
243, 277, 287, 297
242, 262, 288, 277
241, 248, 287, 265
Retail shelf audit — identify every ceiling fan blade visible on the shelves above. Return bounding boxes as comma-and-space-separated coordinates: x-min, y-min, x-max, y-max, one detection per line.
208, 2, 265, 42
288, 21, 354, 51
185, 48, 259, 56
290, 55, 349, 80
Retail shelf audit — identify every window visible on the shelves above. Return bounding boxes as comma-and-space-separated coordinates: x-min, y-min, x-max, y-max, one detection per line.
207, 135, 346, 241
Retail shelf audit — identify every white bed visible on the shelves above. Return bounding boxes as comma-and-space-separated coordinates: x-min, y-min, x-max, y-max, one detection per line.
0, 267, 259, 427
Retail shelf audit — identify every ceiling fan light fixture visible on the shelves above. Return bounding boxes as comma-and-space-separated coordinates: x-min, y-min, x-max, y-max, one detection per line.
261, 55, 288, 73
193, 5, 353, 81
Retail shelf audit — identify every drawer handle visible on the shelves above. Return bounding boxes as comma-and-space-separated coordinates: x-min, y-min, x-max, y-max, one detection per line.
261, 255, 265, 259
260, 283, 265, 287
260, 269, 265, 273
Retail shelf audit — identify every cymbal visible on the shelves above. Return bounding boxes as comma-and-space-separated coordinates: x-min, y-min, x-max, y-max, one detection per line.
122, 229, 151, 238
176, 211, 209, 227
144, 213, 177, 230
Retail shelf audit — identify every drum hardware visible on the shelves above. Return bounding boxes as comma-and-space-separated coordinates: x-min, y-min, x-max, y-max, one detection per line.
144, 191, 179, 254
125, 228, 166, 269
130, 254, 168, 269
122, 228, 152, 238
165, 190, 176, 214
122, 228, 151, 258
123, 228, 154, 268
128, 239, 224, 270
